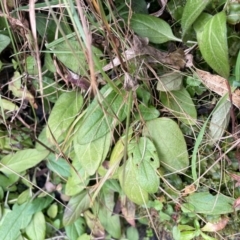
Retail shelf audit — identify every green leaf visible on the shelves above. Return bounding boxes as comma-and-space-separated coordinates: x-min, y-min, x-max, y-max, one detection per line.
74, 132, 111, 176
0, 149, 49, 174
130, 13, 181, 44
183, 192, 234, 215
209, 100, 231, 144
118, 137, 160, 204
65, 160, 89, 196
160, 88, 197, 125
63, 190, 91, 226
126, 227, 139, 240
135, 104, 160, 121
157, 72, 183, 92
65, 217, 86, 240
0, 98, 19, 112
227, 3, 240, 25
31, 196, 53, 213
128, 137, 160, 193
26, 212, 46, 240
93, 183, 121, 238
46, 153, 71, 178
181, 0, 210, 37
0, 34, 10, 53
0, 202, 34, 240
143, 118, 189, 173
75, 83, 127, 145
46, 91, 83, 143
197, 12, 230, 78
119, 158, 148, 205
26, 56, 38, 75
77, 234, 91, 240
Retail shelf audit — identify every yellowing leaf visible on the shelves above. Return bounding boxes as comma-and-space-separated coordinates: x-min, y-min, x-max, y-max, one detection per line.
9, 71, 37, 108
197, 12, 230, 78
0, 98, 19, 112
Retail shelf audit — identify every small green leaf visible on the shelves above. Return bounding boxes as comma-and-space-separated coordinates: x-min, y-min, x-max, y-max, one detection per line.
181, 0, 210, 37
0, 34, 10, 53
0, 149, 49, 174
26, 56, 38, 75
65, 217, 86, 240
135, 104, 160, 121
184, 192, 234, 215
26, 212, 46, 240
0, 98, 19, 112
63, 190, 91, 226
47, 203, 58, 219
160, 88, 197, 125
46, 91, 83, 143
143, 118, 189, 173
197, 12, 230, 78
130, 13, 181, 44
157, 72, 183, 92
209, 100, 231, 144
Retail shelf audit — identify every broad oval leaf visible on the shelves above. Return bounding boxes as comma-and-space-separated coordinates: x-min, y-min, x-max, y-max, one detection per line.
143, 118, 189, 172
128, 137, 160, 193
0, 149, 49, 174
130, 13, 181, 44
119, 159, 148, 205
74, 132, 111, 175
160, 87, 197, 125
75, 83, 127, 145
183, 192, 234, 215
181, 0, 210, 37
26, 212, 46, 240
46, 91, 83, 143
209, 100, 231, 145
63, 190, 91, 226
197, 12, 230, 78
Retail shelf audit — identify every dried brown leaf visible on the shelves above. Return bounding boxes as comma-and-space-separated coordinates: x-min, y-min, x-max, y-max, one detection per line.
233, 197, 240, 210
201, 217, 229, 232
121, 196, 136, 227
196, 69, 240, 108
